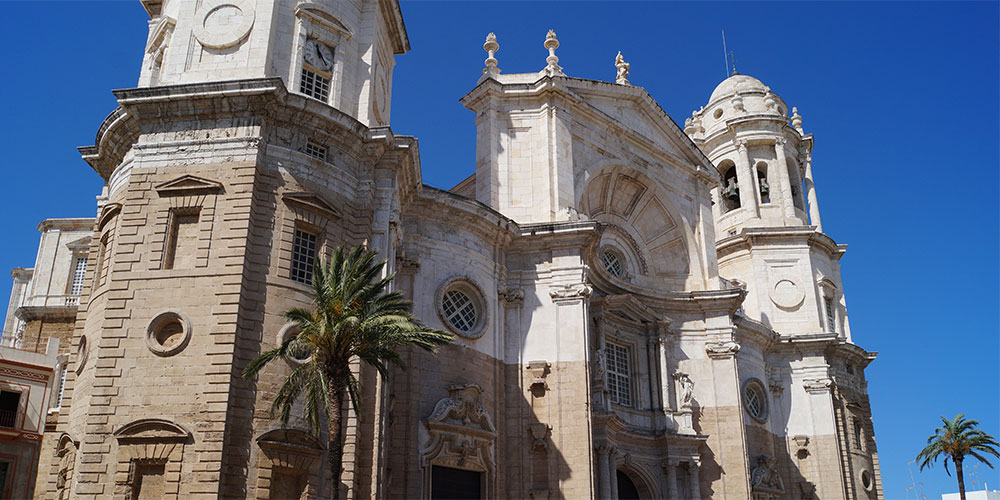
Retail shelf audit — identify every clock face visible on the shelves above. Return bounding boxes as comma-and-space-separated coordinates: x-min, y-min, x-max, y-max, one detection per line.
304, 40, 334, 72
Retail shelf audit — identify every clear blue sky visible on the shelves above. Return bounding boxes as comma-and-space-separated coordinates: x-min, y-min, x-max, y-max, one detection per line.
1, 1, 997, 497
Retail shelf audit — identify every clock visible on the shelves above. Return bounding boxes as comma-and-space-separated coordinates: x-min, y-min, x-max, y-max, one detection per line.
304, 40, 334, 72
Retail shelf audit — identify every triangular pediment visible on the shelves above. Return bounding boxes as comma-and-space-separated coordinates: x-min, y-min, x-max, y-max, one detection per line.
562, 80, 715, 173
66, 236, 92, 251
155, 175, 223, 195
283, 192, 340, 219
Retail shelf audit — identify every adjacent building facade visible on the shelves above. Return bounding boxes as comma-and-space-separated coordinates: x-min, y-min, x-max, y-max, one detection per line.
8, 1, 882, 498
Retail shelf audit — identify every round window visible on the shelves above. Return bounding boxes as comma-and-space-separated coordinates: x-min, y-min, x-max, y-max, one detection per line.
861, 470, 873, 491
278, 322, 312, 365
742, 378, 769, 423
601, 249, 625, 278
146, 310, 192, 357
713, 108, 724, 119
437, 278, 486, 339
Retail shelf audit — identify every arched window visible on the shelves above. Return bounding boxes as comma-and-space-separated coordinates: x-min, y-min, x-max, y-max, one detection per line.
719, 161, 740, 212
755, 162, 770, 204
786, 160, 805, 211
601, 249, 626, 278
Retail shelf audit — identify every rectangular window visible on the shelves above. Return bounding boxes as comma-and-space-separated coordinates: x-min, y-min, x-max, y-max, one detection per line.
53, 365, 67, 410
164, 211, 200, 270
304, 142, 327, 161
0, 390, 20, 428
853, 417, 864, 450
69, 256, 87, 295
290, 228, 318, 284
133, 461, 166, 499
605, 342, 632, 407
94, 234, 110, 289
825, 297, 836, 332
299, 67, 331, 102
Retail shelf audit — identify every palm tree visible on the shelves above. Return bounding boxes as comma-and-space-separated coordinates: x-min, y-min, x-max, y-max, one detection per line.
243, 245, 454, 499
916, 413, 1000, 500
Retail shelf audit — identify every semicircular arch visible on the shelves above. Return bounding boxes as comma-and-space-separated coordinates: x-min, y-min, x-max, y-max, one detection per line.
578, 164, 703, 290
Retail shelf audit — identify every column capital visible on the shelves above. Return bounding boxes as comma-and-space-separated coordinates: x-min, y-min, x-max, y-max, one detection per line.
736, 140, 749, 152
775, 137, 787, 146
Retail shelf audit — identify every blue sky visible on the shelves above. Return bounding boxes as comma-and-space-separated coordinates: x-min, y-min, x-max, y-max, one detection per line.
1, 1, 997, 497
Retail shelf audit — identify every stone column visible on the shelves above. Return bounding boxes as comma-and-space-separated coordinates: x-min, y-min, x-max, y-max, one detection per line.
662, 459, 679, 500
802, 154, 823, 231
608, 448, 619, 500
596, 445, 611, 500
736, 141, 759, 216
773, 138, 796, 219
688, 460, 702, 500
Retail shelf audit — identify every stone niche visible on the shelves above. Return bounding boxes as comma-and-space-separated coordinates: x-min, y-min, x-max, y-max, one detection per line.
112, 419, 192, 500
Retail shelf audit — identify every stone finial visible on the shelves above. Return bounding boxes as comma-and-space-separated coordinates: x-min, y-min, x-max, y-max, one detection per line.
763, 86, 776, 110
732, 93, 745, 113
483, 32, 500, 77
542, 29, 563, 76
614, 51, 630, 85
791, 107, 803, 133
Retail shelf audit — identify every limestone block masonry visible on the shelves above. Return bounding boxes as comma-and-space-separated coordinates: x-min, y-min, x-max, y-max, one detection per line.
17, 2, 882, 499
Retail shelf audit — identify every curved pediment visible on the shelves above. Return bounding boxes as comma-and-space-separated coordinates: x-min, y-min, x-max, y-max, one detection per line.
257, 428, 323, 452
113, 418, 191, 441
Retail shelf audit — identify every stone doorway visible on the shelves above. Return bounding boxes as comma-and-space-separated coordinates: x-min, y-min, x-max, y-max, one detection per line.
430, 465, 482, 499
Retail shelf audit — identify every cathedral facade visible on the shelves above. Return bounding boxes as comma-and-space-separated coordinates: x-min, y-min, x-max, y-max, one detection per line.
16, 0, 881, 498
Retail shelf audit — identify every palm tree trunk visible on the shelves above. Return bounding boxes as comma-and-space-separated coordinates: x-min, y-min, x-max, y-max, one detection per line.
956, 457, 966, 500
328, 379, 346, 500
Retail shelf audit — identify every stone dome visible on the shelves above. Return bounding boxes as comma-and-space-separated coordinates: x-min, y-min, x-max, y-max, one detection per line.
709, 74, 767, 103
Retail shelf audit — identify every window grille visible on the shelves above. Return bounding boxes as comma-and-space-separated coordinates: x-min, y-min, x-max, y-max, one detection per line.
69, 257, 87, 295
825, 297, 836, 331
605, 342, 632, 407
300, 68, 331, 102
745, 384, 764, 419
304, 142, 327, 160
441, 289, 477, 333
290, 229, 318, 284
601, 250, 624, 278
54, 365, 67, 409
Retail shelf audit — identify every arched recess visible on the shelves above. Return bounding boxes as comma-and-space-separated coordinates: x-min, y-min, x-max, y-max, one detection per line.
254, 429, 324, 500
717, 159, 740, 212
785, 156, 806, 212
577, 165, 699, 291
615, 461, 658, 500
112, 419, 192, 500
53, 433, 78, 500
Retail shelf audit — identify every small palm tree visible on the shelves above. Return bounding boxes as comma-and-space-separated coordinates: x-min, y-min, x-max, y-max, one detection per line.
916, 413, 1000, 500
244, 245, 454, 499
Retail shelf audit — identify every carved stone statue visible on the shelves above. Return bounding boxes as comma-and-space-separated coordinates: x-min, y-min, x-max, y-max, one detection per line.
615, 51, 630, 85
593, 348, 607, 380
678, 373, 694, 407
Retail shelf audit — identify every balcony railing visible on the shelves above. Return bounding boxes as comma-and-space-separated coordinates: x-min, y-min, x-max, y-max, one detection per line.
0, 409, 17, 429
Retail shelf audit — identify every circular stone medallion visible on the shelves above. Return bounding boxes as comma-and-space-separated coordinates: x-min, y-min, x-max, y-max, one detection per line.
769, 278, 805, 309
193, 0, 256, 50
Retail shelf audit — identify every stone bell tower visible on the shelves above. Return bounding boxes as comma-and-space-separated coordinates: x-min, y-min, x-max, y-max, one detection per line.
39, 1, 416, 498
685, 73, 844, 340
136, 0, 407, 126
687, 74, 883, 499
